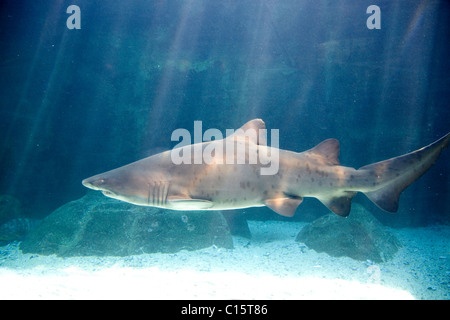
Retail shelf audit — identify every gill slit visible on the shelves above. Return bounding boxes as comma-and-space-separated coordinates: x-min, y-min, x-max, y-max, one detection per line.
147, 183, 152, 205
148, 181, 170, 206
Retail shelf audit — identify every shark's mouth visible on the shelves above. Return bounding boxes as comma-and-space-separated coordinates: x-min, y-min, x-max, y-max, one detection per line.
102, 190, 116, 197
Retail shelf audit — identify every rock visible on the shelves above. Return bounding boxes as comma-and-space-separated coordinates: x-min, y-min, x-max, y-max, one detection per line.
0, 195, 22, 225
20, 193, 233, 257
295, 204, 401, 262
222, 211, 252, 239
0, 218, 40, 246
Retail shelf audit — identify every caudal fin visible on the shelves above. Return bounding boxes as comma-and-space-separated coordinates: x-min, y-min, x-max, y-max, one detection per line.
359, 132, 449, 212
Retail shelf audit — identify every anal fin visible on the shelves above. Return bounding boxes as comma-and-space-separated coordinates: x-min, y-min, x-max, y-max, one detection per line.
317, 192, 356, 217
364, 189, 400, 213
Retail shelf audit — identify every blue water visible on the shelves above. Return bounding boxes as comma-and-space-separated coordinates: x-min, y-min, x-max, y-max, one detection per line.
1, 0, 449, 223
0, 0, 449, 300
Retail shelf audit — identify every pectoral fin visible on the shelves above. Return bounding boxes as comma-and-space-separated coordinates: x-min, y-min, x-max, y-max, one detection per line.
167, 195, 214, 210
265, 197, 303, 217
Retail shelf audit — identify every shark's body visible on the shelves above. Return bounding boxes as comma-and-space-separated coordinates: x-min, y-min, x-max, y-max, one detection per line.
82, 119, 449, 217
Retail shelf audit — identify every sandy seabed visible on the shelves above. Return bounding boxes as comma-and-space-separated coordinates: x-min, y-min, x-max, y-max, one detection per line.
0, 220, 449, 300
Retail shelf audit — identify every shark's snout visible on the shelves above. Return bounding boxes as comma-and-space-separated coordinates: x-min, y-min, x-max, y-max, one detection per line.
81, 178, 91, 188
82, 175, 125, 202
82, 177, 105, 190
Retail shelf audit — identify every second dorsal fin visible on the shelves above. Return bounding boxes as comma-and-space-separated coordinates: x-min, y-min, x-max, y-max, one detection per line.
305, 139, 340, 165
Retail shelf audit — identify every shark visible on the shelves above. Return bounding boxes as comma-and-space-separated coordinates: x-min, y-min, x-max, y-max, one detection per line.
82, 119, 449, 217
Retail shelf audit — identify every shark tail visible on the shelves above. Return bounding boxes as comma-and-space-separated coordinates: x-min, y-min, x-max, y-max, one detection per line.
359, 132, 449, 212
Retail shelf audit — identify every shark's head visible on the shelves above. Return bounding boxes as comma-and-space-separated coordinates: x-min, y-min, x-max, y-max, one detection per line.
82, 166, 150, 206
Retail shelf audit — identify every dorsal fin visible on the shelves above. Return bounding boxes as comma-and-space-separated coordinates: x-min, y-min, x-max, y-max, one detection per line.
305, 139, 340, 165
226, 119, 267, 146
